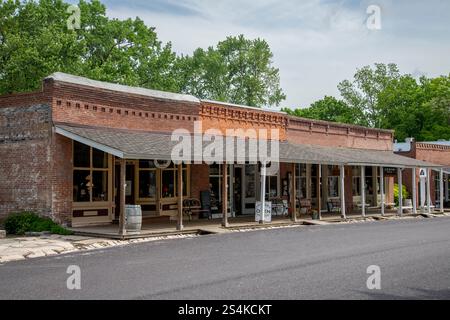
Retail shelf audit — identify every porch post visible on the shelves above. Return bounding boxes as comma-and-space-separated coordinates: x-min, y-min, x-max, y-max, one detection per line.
118, 158, 127, 236
317, 164, 322, 219
380, 166, 385, 216
340, 165, 346, 219
427, 168, 432, 213
260, 161, 266, 224
177, 163, 184, 231
292, 163, 297, 222
222, 163, 229, 227
440, 168, 444, 213
412, 168, 417, 214
398, 168, 403, 216
361, 166, 366, 218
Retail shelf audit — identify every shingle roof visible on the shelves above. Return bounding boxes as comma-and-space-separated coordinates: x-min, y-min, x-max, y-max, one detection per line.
55, 124, 442, 168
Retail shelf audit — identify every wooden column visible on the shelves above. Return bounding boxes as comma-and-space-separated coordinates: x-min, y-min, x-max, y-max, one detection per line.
177, 163, 184, 231
292, 163, 297, 222
380, 166, 385, 216
361, 166, 366, 218
398, 168, 403, 216
440, 168, 444, 213
412, 168, 417, 214
340, 165, 346, 219
222, 163, 229, 227
427, 168, 432, 213
317, 164, 321, 218
118, 158, 126, 236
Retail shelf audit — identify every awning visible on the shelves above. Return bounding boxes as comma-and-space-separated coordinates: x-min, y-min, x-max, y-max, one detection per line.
55, 124, 442, 168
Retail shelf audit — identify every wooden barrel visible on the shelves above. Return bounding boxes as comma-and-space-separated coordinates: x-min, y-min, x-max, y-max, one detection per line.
125, 205, 142, 234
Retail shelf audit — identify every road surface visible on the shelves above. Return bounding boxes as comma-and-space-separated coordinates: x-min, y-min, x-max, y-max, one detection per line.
1, 217, 449, 299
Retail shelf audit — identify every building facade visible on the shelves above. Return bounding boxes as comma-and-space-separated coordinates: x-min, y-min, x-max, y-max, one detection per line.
0, 73, 439, 228
395, 139, 450, 208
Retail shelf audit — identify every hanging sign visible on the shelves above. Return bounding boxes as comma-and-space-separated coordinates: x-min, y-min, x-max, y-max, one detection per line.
383, 167, 397, 176
255, 201, 272, 223
419, 168, 427, 179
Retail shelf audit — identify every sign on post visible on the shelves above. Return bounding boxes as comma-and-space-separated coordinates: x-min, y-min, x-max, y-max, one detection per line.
419, 168, 427, 179
255, 201, 272, 223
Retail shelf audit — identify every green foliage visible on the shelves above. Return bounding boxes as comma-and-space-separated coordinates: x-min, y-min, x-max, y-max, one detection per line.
283, 96, 364, 125
393, 184, 409, 206
287, 63, 450, 141
4, 212, 73, 235
0, 1, 285, 107
178, 35, 286, 107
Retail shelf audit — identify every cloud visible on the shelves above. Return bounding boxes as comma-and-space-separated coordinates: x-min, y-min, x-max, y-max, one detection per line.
101, 0, 450, 108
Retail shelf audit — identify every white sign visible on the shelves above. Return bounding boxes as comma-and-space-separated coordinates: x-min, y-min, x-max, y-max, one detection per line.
255, 201, 272, 223
419, 168, 427, 178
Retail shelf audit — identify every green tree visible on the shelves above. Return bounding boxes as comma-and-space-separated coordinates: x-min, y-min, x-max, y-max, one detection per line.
0, 0, 181, 94
338, 63, 401, 128
283, 96, 364, 125
179, 35, 286, 107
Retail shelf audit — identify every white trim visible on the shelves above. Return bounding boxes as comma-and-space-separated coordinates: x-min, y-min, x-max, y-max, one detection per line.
55, 126, 124, 158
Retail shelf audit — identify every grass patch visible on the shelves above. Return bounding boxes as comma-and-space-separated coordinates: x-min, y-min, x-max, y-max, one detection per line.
4, 212, 73, 235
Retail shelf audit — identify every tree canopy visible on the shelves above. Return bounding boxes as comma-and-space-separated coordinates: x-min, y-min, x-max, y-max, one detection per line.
0, 0, 285, 107
286, 64, 450, 141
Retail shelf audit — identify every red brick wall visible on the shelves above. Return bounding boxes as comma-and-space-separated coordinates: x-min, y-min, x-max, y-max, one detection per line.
190, 164, 210, 200
49, 80, 198, 133
287, 116, 393, 150
398, 142, 450, 205
0, 105, 53, 221
50, 133, 73, 225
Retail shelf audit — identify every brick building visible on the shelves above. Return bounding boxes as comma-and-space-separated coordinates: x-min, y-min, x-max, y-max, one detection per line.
395, 139, 450, 209
0, 73, 441, 230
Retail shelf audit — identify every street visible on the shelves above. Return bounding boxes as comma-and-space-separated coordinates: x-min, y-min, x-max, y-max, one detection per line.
1, 217, 449, 300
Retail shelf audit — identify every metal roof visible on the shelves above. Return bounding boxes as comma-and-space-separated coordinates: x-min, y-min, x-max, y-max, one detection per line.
46, 72, 200, 104
55, 124, 442, 168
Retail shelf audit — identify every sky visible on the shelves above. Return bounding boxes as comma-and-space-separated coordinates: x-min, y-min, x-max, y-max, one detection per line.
70, 0, 450, 109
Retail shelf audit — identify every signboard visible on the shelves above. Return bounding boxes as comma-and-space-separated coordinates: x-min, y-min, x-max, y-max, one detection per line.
419, 168, 427, 179
255, 201, 272, 223
383, 167, 397, 176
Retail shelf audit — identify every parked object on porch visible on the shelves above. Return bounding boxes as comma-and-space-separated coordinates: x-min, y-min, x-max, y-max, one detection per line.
200, 191, 212, 219
125, 205, 142, 234
255, 201, 272, 223
402, 199, 413, 213
312, 210, 320, 220
299, 199, 312, 215
0, 230, 5, 239
183, 198, 209, 221
326, 199, 341, 214
270, 198, 288, 216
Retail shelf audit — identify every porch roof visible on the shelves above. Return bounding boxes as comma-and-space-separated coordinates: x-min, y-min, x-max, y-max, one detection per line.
55, 124, 441, 168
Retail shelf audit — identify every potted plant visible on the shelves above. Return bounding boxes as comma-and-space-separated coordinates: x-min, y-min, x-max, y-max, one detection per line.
312, 210, 320, 220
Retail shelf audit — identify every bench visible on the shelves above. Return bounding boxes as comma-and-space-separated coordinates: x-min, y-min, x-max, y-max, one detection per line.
183, 198, 210, 220
327, 199, 341, 214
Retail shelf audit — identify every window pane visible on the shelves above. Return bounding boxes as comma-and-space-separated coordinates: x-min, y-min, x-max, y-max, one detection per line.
73, 141, 90, 168
139, 160, 156, 169
209, 177, 220, 212
92, 171, 108, 201
73, 170, 91, 202
93, 148, 108, 169
328, 177, 339, 197
139, 170, 157, 198
161, 170, 175, 198
183, 170, 188, 197
210, 164, 220, 176
245, 165, 256, 198
311, 177, 317, 198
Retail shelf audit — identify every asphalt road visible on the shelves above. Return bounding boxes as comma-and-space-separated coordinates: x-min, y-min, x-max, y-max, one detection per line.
1, 217, 450, 300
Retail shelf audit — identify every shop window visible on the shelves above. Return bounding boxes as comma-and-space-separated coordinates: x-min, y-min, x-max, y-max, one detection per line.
73, 170, 91, 202
295, 164, 307, 199
139, 170, 157, 199
73, 141, 90, 168
327, 165, 339, 198
92, 171, 108, 201
73, 142, 110, 203
161, 170, 175, 198
311, 165, 318, 198
265, 176, 278, 200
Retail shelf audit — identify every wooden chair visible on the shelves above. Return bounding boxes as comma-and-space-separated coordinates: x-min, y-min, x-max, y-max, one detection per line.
327, 198, 341, 214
